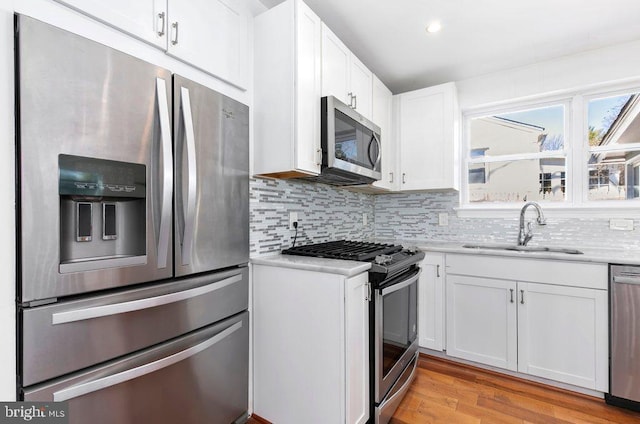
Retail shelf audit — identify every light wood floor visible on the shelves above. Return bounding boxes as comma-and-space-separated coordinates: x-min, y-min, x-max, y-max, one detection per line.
249, 354, 640, 423
391, 355, 640, 424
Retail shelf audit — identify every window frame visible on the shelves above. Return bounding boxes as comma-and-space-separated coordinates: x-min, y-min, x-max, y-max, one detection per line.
458, 81, 640, 217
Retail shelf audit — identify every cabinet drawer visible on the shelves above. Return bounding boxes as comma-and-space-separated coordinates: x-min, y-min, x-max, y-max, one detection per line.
446, 254, 606, 289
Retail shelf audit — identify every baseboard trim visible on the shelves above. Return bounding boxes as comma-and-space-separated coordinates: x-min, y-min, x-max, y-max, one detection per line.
418, 351, 604, 401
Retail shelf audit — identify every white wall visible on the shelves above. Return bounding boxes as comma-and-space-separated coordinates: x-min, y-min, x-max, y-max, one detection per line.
0, 0, 260, 400
456, 38, 640, 110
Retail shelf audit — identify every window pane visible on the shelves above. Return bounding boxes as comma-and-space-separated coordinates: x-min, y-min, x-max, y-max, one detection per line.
587, 93, 640, 201
588, 93, 636, 147
470, 105, 565, 156
587, 150, 640, 200
469, 158, 566, 203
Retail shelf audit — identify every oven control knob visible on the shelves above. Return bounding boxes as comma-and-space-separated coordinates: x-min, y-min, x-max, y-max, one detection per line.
374, 254, 393, 265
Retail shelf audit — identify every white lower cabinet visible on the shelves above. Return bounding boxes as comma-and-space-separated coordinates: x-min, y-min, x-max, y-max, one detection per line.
445, 254, 608, 391
418, 253, 445, 351
446, 275, 517, 370
252, 264, 369, 424
517, 282, 608, 391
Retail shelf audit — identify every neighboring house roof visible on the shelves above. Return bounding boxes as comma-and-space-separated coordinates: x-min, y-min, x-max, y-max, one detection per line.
492, 116, 546, 132
599, 94, 640, 146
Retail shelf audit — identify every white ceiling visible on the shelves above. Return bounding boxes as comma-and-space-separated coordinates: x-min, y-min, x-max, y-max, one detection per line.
258, 0, 640, 94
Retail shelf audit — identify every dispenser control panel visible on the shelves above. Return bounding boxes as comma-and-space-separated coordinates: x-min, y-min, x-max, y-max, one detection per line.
59, 154, 146, 198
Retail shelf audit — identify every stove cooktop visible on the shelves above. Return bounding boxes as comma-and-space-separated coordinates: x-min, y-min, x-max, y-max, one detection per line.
281, 240, 402, 262
282, 240, 426, 283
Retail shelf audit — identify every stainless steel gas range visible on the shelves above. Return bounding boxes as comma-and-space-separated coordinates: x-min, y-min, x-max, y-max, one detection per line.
282, 240, 425, 424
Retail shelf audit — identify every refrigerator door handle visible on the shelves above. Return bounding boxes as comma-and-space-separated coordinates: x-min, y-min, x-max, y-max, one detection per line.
180, 86, 198, 265
52, 321, 243, 402
156, 78, 173, 269
51, 273, 243, 325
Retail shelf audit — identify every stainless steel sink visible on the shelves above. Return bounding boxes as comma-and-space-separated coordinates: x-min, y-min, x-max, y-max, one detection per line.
462, 244, 583, 255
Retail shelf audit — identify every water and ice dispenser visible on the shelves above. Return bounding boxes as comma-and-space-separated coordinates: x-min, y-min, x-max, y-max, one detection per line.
59, 154, 147, 273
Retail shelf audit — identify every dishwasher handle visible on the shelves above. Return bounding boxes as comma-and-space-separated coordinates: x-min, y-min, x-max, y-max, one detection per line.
613, 275, 640, 285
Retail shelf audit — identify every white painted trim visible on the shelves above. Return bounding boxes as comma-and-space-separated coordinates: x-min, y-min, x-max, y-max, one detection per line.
455, 204, 640, 219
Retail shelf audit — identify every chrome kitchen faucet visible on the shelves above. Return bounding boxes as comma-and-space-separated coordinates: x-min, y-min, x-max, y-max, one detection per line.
518, 201, 546, 246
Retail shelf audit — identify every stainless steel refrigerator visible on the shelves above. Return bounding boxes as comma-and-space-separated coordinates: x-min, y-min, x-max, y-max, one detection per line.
16, 14, 249, 424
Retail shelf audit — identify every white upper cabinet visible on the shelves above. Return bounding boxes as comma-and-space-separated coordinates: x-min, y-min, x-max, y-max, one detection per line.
253, 0, 322, 178
53, 0, 166, 48
396, 82, 460, 191
52, 0, 251, 89
166, 0, 251, 89
321, 24, 373, 120
371, 75, 397, 190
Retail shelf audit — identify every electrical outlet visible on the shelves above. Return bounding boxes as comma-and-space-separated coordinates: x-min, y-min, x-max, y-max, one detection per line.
438, 213, 449, 226
289, 212, 298, 230
610, 218, 634, 231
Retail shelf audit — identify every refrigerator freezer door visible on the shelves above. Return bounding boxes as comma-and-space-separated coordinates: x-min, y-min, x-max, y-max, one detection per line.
24, 312, 249, 424
21, 267, 248, 386
17, 15, 173, 303
173, 75, 249, 276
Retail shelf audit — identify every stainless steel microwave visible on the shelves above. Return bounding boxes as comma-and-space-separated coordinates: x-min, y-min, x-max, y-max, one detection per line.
316, 96, 382, 186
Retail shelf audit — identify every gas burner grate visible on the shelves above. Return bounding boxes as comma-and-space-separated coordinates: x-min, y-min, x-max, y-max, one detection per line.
282, 240, 402, 262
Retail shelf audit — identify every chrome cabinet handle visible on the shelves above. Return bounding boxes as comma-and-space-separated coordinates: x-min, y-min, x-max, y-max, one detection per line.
316, 148, 322, 166
389, 172, 394, 183
155, 78, 173, 269
180, 87, 198, 266
157, 12, 166, 36
402, 173, 406, 184
520, 289, 525, 304
353, 95, 357, 109
52, 274, 243, 325
510, 288, 514, 303
171, 22, 179, 45
53, 321, 243, 401
436, 265, 440, 278
347, 92, 354, 108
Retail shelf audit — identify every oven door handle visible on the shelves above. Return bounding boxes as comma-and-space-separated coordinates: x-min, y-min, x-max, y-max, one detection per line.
380, 268, 422, 296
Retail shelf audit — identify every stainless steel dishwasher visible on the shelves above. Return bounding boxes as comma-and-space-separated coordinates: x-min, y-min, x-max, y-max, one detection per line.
607, 265, 640, 411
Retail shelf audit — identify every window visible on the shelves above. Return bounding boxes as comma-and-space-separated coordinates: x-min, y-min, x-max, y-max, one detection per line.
466, 104, 566, 203
463, 86, 640, 208
587, 93, 640, 201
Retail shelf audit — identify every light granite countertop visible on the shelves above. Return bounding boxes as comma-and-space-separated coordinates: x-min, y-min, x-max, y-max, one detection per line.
251, 254, 371, 276
394, 240, 640, 266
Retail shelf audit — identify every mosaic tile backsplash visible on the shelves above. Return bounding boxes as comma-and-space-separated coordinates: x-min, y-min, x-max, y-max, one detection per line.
374, 191, 640, 250
250, 178, 640, 256
250, 177, 374, 255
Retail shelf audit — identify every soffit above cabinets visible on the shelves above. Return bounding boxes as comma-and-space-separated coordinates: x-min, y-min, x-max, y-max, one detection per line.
259, 0, 640, 94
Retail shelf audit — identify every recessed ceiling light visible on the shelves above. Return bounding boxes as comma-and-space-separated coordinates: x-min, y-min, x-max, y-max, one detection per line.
426, 21, 442, 34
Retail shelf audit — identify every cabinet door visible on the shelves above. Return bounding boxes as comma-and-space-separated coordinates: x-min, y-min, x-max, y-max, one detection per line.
371, 76, 397, 190
321, 23, 350, 106
398, 83, 458, 191
167, 0, 250, 89
517, 282, 608, 391
345, 274, 370, 424
294, 0, 323, 174
418, 253, 445, 350
446, 275, 517, 370
349, 55, 373, 120
53, 0, 166, 48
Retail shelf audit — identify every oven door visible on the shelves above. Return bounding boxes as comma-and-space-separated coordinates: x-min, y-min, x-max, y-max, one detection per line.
374, 267, 420, 403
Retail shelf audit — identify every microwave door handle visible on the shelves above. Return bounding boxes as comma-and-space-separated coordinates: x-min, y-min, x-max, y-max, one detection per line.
180, 87, 197, 266
367, 134, 381, 167
155, 78, 172, 269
